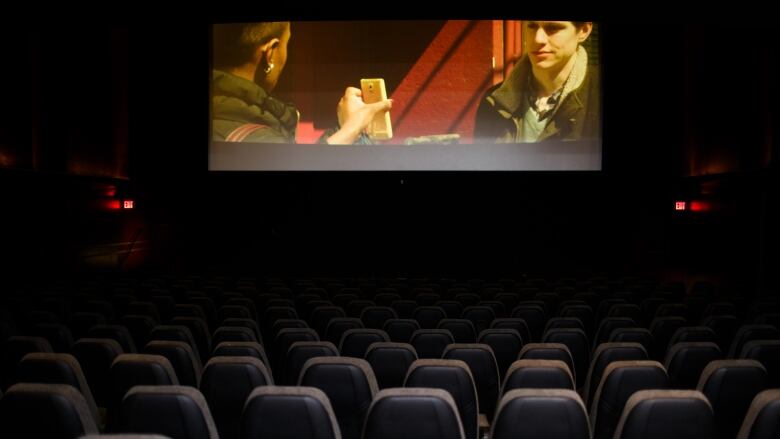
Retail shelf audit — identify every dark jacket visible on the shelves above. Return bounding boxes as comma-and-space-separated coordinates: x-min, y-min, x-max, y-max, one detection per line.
474, 46, 600, 143
211, 69, 299, 143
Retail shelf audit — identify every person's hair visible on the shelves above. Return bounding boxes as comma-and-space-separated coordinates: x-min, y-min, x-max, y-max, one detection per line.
212, 22, 290, 69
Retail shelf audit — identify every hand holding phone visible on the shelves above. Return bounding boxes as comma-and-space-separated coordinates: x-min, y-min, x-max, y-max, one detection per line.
360, 78, 393, 140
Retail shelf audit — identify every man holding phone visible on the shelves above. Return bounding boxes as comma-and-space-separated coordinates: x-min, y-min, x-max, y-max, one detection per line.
211, 22, 393, 144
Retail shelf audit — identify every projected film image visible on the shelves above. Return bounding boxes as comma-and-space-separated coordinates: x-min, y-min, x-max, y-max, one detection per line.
210, 20, 600, 171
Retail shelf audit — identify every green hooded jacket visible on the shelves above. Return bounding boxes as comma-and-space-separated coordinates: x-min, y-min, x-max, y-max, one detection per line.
211, 69, 299, 143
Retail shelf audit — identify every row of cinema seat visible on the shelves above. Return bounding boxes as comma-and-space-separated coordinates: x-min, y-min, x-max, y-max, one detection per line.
0, 342, 778, 439
4, 295, 778, 381
1, 274, 778, 439
2, 381, 780, 439
3, 316, 777, 403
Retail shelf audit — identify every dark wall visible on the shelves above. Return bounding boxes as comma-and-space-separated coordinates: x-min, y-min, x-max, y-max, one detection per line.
129, 17, 775, 278
1, 9, 778, 293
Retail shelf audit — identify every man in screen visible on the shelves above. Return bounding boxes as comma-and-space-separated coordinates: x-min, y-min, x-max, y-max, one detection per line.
211, 22, 391, 144
473, 21, 598, 143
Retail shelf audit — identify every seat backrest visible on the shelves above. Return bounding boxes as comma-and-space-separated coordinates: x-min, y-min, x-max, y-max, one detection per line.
737, 389, 780, 439
212, 326, 257, 347
0, 383, 98, 439
437, 320, 476, 344
346, 301, 375, 318
697, 359, 768, 439
595, 299, 627, 326
242, 386, 341, 439
170, 317, 211, 365
655, 303, 688, 319
593, 318, 635, 351
150, 294, 177, 324
559, 305, 595, 336
442, 343, 500, 419
477, 301, 506, 319
477, 329, 523, 381
518, 343, 575, 384
338, 329, 389, 358
502, 359, 574, 394
126, 302, 161, 325
84, 300, 116, 322
324, 318, 363, 345
410, 329, 455, 359
608, 304, 643, 325
272, 318, 309, 335
360, 306, 398, 330
260, 306, 299, 339
365, 342, 417, 389
374, 293, 402, 307
174, 303, 211, 327
362, 388, 465, 439
510, 306, 546, 342
311, 307, 348, 338
109, 354, 179, 416
34, 323, 74, 353
115, 385, 217, 439
1, 336, 53, 391
332, 293, 359, 308
583, 342, 647, 409
415, 293, 442, 307
144, 341, 202, 387
590, 360, 669, 439
613, 390, 713, 439
71, 338, 124, 408
490, 319, 531, 347
217, 305, 252, 323
664, 342, 722, 389
389, 300, 417, 319
491, 389, 589, 439
668, 326, 717, 347
649, 316, 688, 360
404, 359, 478, 439
88, 325, 137, 354
200, 356, 272, 439
740, 339, 780, 387
728, 325, 780, 358
70, 312, 107, 340
212, 341, 269, 370
120, 316, 157, 350
80, 434, 171, 438
542, 328, 590, 388
273, 328, 320, 378
382, 319, 420, 343
608, 327, 654, 355
221, 318, 263, 345
544, 317, 585, 333
224, 298, 258, 322
435, 301, 464, 320
16, 352, 100, 422
299, 357, 378, 439
284, 341, 339, 386
148, 325, 201, 362
493, 293, 520, 312
702, 315, 740, 353
461, 306, 496, 335
455, 293, 481, 308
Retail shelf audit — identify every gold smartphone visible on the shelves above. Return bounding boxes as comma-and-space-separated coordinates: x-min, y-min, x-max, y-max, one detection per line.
360, 78, 393, 140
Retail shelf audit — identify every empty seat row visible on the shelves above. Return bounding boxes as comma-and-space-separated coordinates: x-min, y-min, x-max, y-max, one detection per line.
3, 382, 780, 439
